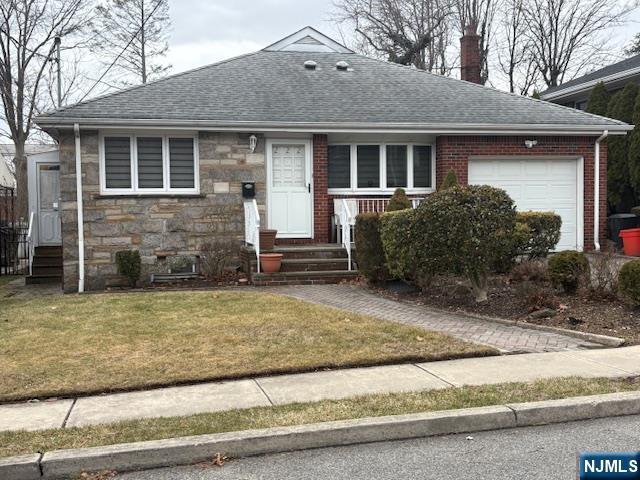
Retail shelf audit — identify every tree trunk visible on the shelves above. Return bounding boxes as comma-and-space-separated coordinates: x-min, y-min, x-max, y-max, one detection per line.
468, 270, 488, 303
13, 139, 28, 222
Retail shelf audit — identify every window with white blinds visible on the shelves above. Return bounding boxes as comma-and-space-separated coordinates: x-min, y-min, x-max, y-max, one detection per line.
101, 134, 198, 194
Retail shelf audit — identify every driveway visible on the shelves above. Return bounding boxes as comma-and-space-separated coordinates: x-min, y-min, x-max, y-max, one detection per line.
266, 285, 601, 353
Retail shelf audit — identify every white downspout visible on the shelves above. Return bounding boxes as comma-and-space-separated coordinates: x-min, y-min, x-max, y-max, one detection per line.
74, 123, 85, 293
594, 130, 609, 252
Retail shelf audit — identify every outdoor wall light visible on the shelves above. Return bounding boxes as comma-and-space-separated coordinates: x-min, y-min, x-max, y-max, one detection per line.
249, 134, 258, 153
524, 139, 538, 149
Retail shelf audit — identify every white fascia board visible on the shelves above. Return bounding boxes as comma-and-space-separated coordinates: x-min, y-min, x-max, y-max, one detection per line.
34, 118, 632, 135
541, 66, 640, 101
263, 26, 353, 54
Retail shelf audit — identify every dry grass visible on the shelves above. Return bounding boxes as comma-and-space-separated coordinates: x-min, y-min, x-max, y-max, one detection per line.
0, 290, 494, 402
1, 376, 638, 458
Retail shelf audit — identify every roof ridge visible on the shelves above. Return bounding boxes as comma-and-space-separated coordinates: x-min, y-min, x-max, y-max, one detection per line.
39, 50, 263, 118
350, 53, 626, 127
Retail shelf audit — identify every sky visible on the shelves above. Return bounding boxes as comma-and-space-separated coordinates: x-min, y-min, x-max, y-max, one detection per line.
164, 0, 640, 83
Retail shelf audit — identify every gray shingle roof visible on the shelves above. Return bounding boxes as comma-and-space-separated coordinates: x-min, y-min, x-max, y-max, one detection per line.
543, 54, 640, 97
36, 49, 628, 131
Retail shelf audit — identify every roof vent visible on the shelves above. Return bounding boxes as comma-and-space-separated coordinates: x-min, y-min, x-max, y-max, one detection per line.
336, 61, 349, 71
304, 60, 317, 70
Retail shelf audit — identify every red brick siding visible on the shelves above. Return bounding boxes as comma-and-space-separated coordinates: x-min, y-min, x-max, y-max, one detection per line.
436, 136, 607, 251
312, 134, 330, 243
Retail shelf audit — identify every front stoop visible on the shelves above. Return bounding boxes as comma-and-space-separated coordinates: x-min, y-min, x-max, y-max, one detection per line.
241, 244, 359, 286
26, 246, 62, 285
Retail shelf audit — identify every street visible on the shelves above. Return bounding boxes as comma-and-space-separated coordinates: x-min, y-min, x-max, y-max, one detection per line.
120, 415, 640, 480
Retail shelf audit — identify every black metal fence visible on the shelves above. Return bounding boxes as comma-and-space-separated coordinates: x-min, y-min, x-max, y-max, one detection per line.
0, 186, 29, 276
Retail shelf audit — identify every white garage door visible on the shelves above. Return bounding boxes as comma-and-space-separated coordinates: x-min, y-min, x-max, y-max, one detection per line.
468, 158, 581, 251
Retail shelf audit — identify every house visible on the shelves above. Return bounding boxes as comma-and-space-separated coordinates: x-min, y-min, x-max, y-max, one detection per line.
541, 54, 640, 110
33, 26, 631, 292
0, 145, 17, 188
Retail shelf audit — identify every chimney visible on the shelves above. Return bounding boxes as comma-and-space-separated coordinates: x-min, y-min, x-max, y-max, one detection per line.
460, 25, 481, 84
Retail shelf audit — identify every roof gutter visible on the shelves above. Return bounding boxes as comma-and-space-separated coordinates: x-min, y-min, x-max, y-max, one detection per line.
33, 118, 634, 135
594, 130, 608, 252
74, 123, 85, 293
541, 65, 640, 101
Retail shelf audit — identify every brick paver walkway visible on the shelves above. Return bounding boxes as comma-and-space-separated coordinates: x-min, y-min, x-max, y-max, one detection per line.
266, 285, 601, 353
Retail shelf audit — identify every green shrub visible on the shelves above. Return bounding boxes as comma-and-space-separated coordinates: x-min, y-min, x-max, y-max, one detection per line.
380, 209, 416, 280
618, 259, 640, 305
440, 169, 459, 190
548, 251, 590, 294
516, 211, 562, 259
354, 213, 387, 283
386, 188, 412, 212
115, 250, 142, 287
411, 185, 517, 302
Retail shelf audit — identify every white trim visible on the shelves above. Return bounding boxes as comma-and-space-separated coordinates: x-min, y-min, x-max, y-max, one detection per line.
263, 26, 353, 54
98, 131, 199, 196
327, 142, 436, 195
541, 65, 640, 101
266, 139, 314, 239
35, 119, 633, 135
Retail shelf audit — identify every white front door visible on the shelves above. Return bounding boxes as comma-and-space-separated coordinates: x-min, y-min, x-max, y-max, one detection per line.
37, 163, 62, 245
267, 140, 313, 238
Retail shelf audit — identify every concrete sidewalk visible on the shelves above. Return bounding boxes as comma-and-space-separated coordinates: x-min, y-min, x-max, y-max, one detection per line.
2, 346, 639, 433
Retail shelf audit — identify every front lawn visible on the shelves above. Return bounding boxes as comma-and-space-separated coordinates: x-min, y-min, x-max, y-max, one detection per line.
0, 291, 494, 402
1, 376, 638, 458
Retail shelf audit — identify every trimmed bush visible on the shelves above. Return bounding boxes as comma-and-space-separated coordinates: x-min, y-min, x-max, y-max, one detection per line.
380, 209, 416, 280
386, 188, 412, 212
517, 211, 562, 259
354, 213, 387, 283
115, 250, 142, 287
548, 251, 590, 293
440, 169, 459, 190
619, 259, 640, 305
411, 185, 517, 302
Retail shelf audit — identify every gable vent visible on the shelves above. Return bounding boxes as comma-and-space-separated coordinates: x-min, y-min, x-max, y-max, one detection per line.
304, 60, 317, 70
336, 61, 350, 71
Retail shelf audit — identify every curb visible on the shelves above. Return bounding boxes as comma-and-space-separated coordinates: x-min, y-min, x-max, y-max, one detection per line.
3, 391, 640, 479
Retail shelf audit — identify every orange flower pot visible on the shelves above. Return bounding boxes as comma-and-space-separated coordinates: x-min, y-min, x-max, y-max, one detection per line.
259, 253, 283, 273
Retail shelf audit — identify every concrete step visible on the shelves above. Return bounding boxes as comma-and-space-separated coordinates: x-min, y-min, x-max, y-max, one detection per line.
251, 257, 351, 273
25, 273, 62, 285
32, 256, 63, 267
252, 270, 359, 286
31, 265, 62, 276
270, 245, 349, 260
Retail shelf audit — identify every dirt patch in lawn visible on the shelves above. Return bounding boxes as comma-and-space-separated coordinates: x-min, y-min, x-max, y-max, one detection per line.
378, 276, 640, 345
0, 290, 495, 403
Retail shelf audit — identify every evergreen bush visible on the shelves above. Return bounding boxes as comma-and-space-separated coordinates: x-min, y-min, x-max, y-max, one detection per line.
354, 213, 387, 283
115, 250, 142, 287
548, 251, 590, 294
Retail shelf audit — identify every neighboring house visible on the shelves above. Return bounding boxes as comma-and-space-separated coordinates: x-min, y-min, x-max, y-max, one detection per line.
541, 54, 640, 109
33, 26, 631, 293
0, 144, 58, 188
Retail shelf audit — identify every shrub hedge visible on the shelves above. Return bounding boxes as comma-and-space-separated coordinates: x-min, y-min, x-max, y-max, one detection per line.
386, 188, 412, 212
354, 213, 387, 283
618, 259, 640, 305
548, 250, 590, 293
115, 250, 141, 287
516, 211, 562, 259
379, 209, 416, 280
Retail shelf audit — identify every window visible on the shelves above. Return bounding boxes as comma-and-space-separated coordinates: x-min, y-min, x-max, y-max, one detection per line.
328, 145, 351, 189
413, 145, 432, 188
101, 134, 198, 194
357, 145, 380, 188
327, 143, 433, 192
386, 145, 407, 188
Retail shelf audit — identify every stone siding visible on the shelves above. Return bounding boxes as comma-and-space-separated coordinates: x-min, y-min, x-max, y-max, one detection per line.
59, 131, 266, 292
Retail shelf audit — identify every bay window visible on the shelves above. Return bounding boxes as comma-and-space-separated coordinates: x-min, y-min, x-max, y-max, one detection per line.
327, 143, 433, 192
101, 134, 198, 194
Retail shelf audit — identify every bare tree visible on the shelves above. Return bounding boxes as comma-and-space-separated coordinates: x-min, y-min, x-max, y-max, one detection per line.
333, 0, 454, 71
497, 0, 538, 94
0, 0, 87, 218
90, 0, 171, 85
453, 0, 496, 84
523, 0, 637, 88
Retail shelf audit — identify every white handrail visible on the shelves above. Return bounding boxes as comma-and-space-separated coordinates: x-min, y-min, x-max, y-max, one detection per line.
339, 199, 353, 271
243, 199, 261, 273
26, 211, 35, 276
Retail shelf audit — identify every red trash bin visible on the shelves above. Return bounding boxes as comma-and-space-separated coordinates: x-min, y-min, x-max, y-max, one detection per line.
620, 228, 640, 256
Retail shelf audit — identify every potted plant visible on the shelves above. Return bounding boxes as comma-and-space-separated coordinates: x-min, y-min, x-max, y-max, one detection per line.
259, 228, 278, 251
259, 252, 284, 273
